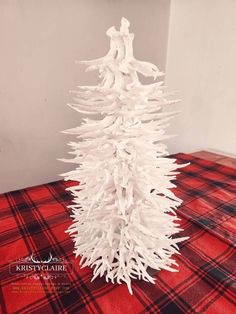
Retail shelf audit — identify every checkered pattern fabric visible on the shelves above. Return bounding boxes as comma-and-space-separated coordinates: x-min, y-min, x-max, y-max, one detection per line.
1, 153, 235, 314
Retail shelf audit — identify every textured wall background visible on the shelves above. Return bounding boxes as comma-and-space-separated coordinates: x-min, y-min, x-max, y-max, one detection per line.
0, 0, 170, 193
166, 0, 236, 156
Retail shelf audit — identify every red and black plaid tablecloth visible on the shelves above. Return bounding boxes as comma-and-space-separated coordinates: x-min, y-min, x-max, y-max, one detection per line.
1, 153, 236, 314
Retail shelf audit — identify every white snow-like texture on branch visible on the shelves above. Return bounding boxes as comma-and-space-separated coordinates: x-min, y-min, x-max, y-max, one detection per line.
61, 17, 189, 294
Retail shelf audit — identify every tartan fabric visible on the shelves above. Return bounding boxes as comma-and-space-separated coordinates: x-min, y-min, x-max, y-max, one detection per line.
0, 153, 235, 314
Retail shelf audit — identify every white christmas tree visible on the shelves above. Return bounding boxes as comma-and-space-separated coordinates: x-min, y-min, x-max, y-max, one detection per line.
61, 18, 188, 294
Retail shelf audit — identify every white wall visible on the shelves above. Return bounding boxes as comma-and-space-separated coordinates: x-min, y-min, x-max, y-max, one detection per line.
165, 0, 236, 156
0, 0, 170, 193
